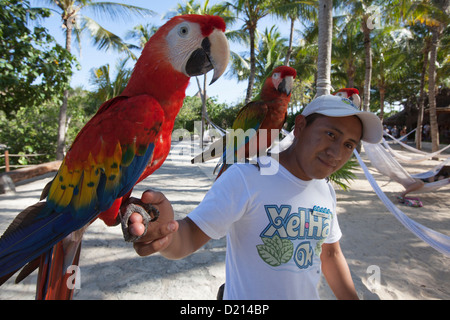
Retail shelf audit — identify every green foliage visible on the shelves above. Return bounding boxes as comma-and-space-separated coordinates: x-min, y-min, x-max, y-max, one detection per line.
0, 0, 76, 117
174, 96, 241, 132
329, 157, 358, 191
0, 87, 99, 170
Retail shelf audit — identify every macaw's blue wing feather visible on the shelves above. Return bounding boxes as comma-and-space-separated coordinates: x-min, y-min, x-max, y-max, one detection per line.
0, 95, 164, 279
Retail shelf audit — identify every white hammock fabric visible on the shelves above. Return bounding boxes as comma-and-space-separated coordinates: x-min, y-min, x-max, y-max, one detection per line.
354, 149, 450, 256
383, 139, 450, 163
383, 130, 450, 163
363, 142, 450, 193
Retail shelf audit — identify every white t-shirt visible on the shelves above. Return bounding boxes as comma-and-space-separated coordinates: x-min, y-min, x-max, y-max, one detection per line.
188, 156, 342, 300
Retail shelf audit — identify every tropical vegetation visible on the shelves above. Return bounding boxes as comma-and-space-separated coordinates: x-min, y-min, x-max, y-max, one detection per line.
1, 0, 449, 190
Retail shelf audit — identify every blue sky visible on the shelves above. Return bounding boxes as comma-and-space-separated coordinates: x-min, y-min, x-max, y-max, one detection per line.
29, 0, 296, 105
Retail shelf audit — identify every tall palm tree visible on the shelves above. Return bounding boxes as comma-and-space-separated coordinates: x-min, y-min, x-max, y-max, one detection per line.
226, 0, 275, 103
271, 0, 317, 66
255, 26, 287, 83
34, 0, 154, 160
332, 14, 364, 89
410, 0, 449, 152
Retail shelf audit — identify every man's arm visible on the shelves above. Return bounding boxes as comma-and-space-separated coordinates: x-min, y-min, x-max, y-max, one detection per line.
129, 190, 210, 259
320, 241, 359, 300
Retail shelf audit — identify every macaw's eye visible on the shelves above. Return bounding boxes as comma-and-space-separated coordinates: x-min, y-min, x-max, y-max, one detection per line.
178, 25, 190, 37
272, 72, 280, 79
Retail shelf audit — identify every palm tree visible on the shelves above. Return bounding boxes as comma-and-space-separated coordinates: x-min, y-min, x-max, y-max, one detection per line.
271, 0, 317, 66
409, 0, 450, 152
89, 59, 132, 102
34, 0, 154, 160
254, 26, 287, 81
332, 14, 364, 89
225, 0, 275, 104
125, 23, 159, 51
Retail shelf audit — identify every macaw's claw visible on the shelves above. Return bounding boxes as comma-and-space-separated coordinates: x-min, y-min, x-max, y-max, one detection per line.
120, 197, 159, 242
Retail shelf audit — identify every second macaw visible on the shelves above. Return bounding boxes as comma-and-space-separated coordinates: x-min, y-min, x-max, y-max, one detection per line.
333, 88, 361, 107
192, 66, 296, 178
0, 14, 229, 299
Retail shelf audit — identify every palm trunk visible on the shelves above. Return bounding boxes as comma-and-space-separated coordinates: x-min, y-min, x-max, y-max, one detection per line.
379, 85, 385, 121
284, 17, 295, 66
56, 17, 73, 160
416, 39, 430, 150
361, 14, 372, 112
316, 0, 333, 97
245, 25, 257, 104
428, 26, 440, 152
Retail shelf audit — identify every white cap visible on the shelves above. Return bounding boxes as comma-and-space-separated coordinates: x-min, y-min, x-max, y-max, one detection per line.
301, 95, 383, 144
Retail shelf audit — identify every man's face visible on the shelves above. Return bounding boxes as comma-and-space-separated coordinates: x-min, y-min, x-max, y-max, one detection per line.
287, 115, 362, 180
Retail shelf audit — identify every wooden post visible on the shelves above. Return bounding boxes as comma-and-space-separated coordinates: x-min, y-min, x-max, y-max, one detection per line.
4, 150, 9, 172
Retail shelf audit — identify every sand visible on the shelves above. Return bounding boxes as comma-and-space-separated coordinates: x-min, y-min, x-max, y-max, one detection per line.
0, 139, 448, 300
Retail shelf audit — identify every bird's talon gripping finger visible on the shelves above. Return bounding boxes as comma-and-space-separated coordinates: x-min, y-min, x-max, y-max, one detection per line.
120, 198, 160, 242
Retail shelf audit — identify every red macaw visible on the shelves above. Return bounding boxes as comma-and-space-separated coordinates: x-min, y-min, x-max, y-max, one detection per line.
0, 14, 229, 299
192, 66, 296, 178
333, 88, 361, 108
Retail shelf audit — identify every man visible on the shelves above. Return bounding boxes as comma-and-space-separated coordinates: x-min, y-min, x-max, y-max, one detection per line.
127, 95, 383, 299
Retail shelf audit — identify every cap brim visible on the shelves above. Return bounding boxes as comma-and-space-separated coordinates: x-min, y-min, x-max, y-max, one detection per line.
355, 112, 383, 144
314, 108, 383, 143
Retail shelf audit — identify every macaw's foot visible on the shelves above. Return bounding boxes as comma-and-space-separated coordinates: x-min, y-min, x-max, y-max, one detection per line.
120, 197, 160, 242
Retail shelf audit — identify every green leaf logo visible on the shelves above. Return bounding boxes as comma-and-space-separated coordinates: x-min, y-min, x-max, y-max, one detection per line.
256, 235, 294, 267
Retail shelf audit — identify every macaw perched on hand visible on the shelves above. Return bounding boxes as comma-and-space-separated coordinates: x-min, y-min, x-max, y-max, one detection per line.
0, 14, 229, 299
333, 88, 361, 108
192, 66, 296, 178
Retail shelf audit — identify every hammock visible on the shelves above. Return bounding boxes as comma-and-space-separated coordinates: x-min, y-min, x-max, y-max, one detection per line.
383, 131, 450, 163
354, 149, 450, 257
363, 142, 450, 193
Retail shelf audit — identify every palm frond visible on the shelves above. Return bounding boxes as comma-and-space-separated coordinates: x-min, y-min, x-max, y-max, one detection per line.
83, 2, 156, 23
328, 158, 358, 191
80, 15, 136, 59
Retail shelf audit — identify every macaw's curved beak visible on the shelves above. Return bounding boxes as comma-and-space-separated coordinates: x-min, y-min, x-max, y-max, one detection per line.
278, 75, 294, 96
185, 28, 229, 85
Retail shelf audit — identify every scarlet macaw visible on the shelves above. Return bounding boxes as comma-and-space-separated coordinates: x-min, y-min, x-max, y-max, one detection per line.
192, 66, 296, 177
0, 14, 229, 299
333, 88, 361, 108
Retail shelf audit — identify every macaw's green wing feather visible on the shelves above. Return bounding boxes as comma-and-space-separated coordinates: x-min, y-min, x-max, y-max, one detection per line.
214, 101, 268, 176
225, 101, 268, 159
232, 100, 268, 132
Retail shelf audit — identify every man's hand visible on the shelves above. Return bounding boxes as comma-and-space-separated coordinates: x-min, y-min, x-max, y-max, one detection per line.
129, 190, 179, 256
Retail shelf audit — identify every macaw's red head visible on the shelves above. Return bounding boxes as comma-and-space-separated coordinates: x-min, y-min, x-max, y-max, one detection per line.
123, 14, 229, 99
264, 66, 297, 97
334, 88, 361, 107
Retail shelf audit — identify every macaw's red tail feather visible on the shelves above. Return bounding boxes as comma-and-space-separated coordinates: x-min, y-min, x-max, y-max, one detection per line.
36, 229, 84, 300
36, 241, 81, 300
